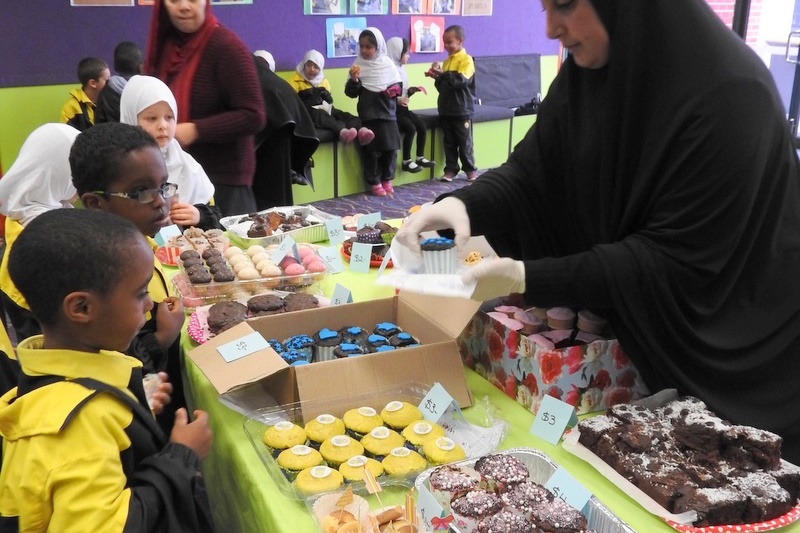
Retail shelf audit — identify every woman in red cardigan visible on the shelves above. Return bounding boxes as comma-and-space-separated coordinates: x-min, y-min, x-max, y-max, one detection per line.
145, 0, 265, 216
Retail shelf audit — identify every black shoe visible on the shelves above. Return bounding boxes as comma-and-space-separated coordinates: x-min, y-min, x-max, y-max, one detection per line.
401, 160, 423, 173
416, 157, 436, 168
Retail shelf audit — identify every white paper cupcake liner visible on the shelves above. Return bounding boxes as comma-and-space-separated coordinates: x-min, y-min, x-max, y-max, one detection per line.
315, 345, 337, 362
423, 247, 457, 274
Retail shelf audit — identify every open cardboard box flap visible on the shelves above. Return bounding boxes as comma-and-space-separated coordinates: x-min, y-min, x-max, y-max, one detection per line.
187, 292, 481, 408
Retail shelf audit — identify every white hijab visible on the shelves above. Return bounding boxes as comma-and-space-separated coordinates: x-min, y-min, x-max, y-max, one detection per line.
353, 27, 402, 93
120, 75, 215, 205
0, 123, 79, 226
297, 50, 325, 87
386, 36, 410, 98
254, 50, 276, 72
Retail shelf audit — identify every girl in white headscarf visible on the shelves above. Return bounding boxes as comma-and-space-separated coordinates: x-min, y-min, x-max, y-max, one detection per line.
289, 49, 373, 145
120, 75, 220, 229
0, 123, 80, 340
387, 36, 435, 174
345, 27, 403, 196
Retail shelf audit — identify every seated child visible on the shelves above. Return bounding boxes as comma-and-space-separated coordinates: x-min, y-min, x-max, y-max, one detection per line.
345, 27, 403, 196
1, 208, 213, 531
120, 75, 222, 230
0, 124, 80, 342
387, 36, 436, 173
59, 57, 110, 131
290, 49, 374, 145
69, 122, 187, 430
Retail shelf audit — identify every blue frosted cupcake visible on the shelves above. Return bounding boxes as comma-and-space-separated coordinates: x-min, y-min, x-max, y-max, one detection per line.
284, 334, 315, 361
282, 349, 310, 365
374, 322, 402, 338
338, 326, 369, 346
390, 332, 420, 348
313, 328, 341, 362
373, 345, 396, 353
333, 343, 363, 359
366, 334, 389, 352
420, 237, 457, 274
268, 338, 284, 355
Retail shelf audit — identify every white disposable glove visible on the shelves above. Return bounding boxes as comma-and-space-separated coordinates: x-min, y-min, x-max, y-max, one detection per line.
461, 257, 526, 302
312, 101, 333, 115
395, 197, 471, 254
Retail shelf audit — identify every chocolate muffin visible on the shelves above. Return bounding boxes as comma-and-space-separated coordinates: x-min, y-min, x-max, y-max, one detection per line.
207, 301, 248, 334
212, 269, 235, 282
338, 326, 369, 346
188, 267, 212, 284
374, 322, 402, 337
355, 225, 381, 244
179, 250, 201, 261
389, 332, 420, 348
181, 257, 203, 269
333, 343, 363, 358
201, 248, 222, 260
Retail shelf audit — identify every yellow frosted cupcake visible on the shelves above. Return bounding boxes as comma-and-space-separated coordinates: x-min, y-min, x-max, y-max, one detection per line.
342, 406, 384, 439
319, 435, 365, 469
382, 447, 427, 477
262, 421, 307, 457
276, 444, 324, 481
295, 465, 344, 495
422, 436, 466, 465
304, 414, 346, 448
360, 426, 405, 460
401, 420, 446, 453
380, 401, 423, 431
338, 454, 384, 482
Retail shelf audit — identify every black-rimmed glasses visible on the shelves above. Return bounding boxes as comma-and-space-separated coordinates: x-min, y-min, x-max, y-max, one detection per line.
91, 183, 178, 204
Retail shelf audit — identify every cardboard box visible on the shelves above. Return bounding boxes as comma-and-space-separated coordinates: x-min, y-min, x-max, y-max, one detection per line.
456, 310, 650, 415
188, 292, 480, 409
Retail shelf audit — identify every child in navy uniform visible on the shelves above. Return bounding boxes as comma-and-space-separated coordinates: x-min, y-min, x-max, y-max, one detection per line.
428, 25, 478, 182
346, 27, 403, 196
0, 208, 213, 531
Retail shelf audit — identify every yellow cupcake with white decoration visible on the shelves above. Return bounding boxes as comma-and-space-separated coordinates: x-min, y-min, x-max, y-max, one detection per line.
382, 446, 427, 476
422, 436, 466, 465
380, 401, 423, 430
295, 465, 344, 495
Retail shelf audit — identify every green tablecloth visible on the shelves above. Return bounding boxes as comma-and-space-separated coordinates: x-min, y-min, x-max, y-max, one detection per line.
177, 263, 800, 533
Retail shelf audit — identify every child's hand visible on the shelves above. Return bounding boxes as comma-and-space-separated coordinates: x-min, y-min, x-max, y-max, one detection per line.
169, 202, 201, 227
175, 122, 199, 148
398, 96, 410, 107
349, 65, 361, 80
383, 83, 402, 99
147, 372, 173, 415
154, 297, 185, 350
170, 408, 212, 460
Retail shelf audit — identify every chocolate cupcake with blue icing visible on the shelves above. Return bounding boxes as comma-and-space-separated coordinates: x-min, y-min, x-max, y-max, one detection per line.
374, 322, 402, 338
282, 349, 309, 365
333, 343, 363, 358
313, 328, 341, 362
283, 334, 315, 361
338, 326, 369, 347
390, 332, 420, 348
366, 334, 390, 352
268, 338, 284, 355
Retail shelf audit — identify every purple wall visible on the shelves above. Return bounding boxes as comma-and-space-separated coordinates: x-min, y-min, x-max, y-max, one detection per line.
0, 1, 556, 88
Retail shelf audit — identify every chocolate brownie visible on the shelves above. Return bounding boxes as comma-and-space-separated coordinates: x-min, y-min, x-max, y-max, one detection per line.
476, 511, 533, 533
530, 497, 588, 533
450, 489, 503, 521
207, 301, 248, 334
500, 480, 552, 514
673, 485, 746, 527
733, 471, 793, 523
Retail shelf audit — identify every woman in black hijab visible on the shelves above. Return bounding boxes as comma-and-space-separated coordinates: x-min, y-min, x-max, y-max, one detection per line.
398, 0, 800, 462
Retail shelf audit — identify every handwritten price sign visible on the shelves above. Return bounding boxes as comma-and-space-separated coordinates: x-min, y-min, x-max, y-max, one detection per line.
331, 284, 353, 306
544, 466, 592, 512
325, 217, 345, 246
217, 332, 269, 362
316, 246, 344, 274
270, 235, 299, 265
356, 211, 382, 230
418, 382, 458, 423
530, 394, 578, 445
349, 242, 373, 273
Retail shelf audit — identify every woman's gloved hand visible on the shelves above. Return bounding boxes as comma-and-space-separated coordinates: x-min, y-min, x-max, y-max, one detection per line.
462, 257, 526, 302
395, 197, 471, 254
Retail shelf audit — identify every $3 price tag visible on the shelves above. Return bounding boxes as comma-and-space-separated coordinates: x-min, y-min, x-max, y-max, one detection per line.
530, 394, 578, 445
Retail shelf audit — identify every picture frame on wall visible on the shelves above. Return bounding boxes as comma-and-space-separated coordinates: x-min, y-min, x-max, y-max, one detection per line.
305, 0, 346, 15
326, 17, 368, 58
210, 0, 253, 4
428, 0, 459, 15
392, 0, 426, 14
410, 16, 444, 54
462, 0, 491, 16
71, 0, 133, 5
351, 0, 388, 15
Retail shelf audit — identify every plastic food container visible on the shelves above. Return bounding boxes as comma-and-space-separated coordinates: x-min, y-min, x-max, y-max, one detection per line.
415, 447, 636, 533
242, 382, 501, 501
220, 205, 337, 248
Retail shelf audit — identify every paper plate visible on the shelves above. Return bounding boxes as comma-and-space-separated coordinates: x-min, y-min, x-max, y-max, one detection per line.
665, 506, 800, 533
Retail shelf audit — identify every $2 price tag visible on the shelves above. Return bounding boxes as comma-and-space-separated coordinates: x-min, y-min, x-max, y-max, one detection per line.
348, 242, 373, 273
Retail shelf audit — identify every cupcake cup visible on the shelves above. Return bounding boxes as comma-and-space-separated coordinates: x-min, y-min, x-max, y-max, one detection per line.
311, 492, 373, 533
428, 465, 481, 511
423, 247, 457, 274
315, 345, 337, 362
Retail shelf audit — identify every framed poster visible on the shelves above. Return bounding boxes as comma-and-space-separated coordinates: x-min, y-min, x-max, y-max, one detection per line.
351, 0, 388, 14
305, 0, 346, 15
71, 0, 133, 5
410, 16, 444, 54
392, 0, 426, 14
327, 17, 368, 58
462, 0, 491, 16
428, 0, 459, 14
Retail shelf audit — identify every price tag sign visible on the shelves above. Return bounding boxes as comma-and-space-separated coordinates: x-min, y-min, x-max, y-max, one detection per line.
416, 485, 449, 531
216, 332, 270, 363
418, 382, 459, 423
316, 246, 344, 274
349, 242, 373, 274
544, 466, 592, 512
154, 224, 182, 247
356, 211, 382, 229
270, 235, 299, 265
530, 394, 578, 445
325, 217, 345, 246
331, 284, 353, 306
